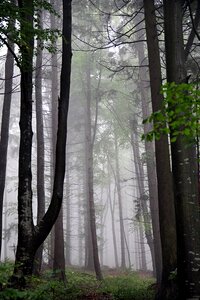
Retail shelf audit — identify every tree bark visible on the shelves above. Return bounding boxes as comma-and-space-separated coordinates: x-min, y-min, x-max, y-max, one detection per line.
33, 8, 45, 276
84, 55, 103, 280
107, 161, 119, 268
65, 153, 71, 266
131, 122, 154, 273
144, 0, 177, 297
136, 35, 162, 282
164, 0, 200, 297
11, 0, 72, 286
114, 133, 126, 269
49, 0, 58, 269
53, 206, 66, 283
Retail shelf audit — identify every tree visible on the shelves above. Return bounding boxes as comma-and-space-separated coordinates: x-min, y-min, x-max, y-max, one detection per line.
143, 0, 177, 297
113, 131, 126, 269
164, 0, 200, 298
84, 54, 103, 280
10, 0, 72, 286
33, 8, 45, 275
135, 6, 162, 280
0, 1, 15, 259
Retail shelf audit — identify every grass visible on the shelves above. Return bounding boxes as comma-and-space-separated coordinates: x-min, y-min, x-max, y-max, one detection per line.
0, 263, 155, 300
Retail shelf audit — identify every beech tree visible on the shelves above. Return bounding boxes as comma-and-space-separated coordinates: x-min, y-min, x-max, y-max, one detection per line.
143, 1, 177, 297
164, 0, 200, 298
9, 0, 72, 286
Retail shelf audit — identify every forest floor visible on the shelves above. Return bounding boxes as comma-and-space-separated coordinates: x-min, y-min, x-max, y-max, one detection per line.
0, 262, 155, 300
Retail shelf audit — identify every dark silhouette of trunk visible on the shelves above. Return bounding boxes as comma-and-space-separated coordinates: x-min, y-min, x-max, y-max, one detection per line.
52, 0, 68, 282
164, 1, 200, 297
0, 4, 15, 260
53, 206, 66, 283
144, 1, 177, 297
12, 0, 35, 283
49, 0, 58, 269
84, 56, 103, 280
33, 8, 45, 276
114, 133, 126, 269
11, 0, 72, 286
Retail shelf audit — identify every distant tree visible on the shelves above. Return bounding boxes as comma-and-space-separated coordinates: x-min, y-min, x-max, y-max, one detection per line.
113, 131, 126, 269
84, 54, 103, 280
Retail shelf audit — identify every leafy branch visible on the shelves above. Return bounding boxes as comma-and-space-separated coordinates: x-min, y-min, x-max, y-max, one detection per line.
142, 82, 200, 142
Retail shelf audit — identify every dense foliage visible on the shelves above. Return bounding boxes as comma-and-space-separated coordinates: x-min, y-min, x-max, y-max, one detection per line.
143, 82, 200, 142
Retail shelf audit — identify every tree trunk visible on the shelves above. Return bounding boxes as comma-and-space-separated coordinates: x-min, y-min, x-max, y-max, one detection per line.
107, 161, 119, 268
33, 8, 45, 276
0, 5, 15, 260
84, 133, 94, 271
114, 133, 126, 269
65, 153, 71, 266
144, 0, 177, 296
131, 122, 155, 273
53, 206, 66, 283
164, 1, 200, 297
11, 0, 72, 286
138, 221, 147, 272
49, 0, 59, 269
78, 183, 83, 267
84, 55, 103, 280
136, 37, 162, 281
12, 0, 35, 283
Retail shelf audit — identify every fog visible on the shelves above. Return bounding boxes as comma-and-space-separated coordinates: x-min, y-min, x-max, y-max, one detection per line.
0, 0, 157, 275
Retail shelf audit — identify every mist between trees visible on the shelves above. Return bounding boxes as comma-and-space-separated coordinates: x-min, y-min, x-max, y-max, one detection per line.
0, 0, 200, 299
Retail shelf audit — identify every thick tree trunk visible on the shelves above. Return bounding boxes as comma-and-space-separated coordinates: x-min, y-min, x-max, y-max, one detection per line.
53, 207, 66, 283
133, 2, 162, 281
12, 0, 35, 283
144, 0, 177, 297
164, 1, 200, 297
11, 0, 72, 286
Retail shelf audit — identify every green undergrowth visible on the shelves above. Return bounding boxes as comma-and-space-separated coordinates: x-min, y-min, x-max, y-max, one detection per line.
0, 262, 155, 300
